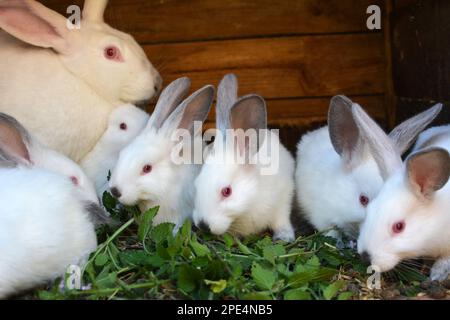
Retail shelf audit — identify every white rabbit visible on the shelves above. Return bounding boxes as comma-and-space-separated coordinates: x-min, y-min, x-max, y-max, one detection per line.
0, 0, 161, 161
109, 78, 214, 228
193, 74, 296, 242
295, 96, 442, 239
356, 104, 450, 281
0, 166, 100, 299
0, 112, 99, 204
80, 104, 149, 198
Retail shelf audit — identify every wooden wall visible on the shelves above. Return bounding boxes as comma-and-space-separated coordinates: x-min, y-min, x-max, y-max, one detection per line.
42, 0, 387, 150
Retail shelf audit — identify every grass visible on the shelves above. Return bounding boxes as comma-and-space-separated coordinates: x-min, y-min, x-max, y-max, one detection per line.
29, 192, 428, 300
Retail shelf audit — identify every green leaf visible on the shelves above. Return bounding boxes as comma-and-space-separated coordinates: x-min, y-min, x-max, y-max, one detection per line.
323, 280, 346, 300
178, 265, 203, 293
180, 219, 192, 239
150, 222, 174, 244
263, 244, 286, 264
222, 233, 234, 248
236, 238, 253, 255
337, 291, 353, 300
137, 207, 158, 242
204, 279, 227, 293
102, 191, 117, 212
191, 239, 210, 257
94, 253, 108, 267
251, 263, 276, 291
284, 289, 312, 300
241, 292, 273, 300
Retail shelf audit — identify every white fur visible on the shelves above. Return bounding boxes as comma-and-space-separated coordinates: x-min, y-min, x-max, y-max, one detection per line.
81, 104, 149, 198
296, 126, 382, 237
110, 78, 214, 228
0, 0, 161, 161
193, 74, 295, 241
0, 167, 98, 298
358, 125, 450, 279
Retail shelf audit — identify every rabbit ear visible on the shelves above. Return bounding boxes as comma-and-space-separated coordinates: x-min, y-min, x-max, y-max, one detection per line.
328, 95, 365, 169
352, 103, 402, 180
0, 0, 72, 53
147, 77, 191, 130
161, 85, 214, 135
229, 94, 267, 158
406, 147, 450, 200
217, 73, 238, 134
83, 0, 108, 22
388, 103, 442, 154
0, 113, 32, 166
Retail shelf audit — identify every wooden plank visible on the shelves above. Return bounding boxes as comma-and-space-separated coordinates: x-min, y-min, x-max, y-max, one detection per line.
145, 34, 385, 99
392, 0, 450, 100
42, 0, 384, 43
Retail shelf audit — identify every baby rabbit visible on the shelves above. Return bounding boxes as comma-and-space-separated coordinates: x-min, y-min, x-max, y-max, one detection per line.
356, 106, 450, 280
0, 0, 161, 161
81, 104, 149, 198
109, 78, 214, 228
193, 74, 296, 241
0, 167, 99, 298
0, 113, 98, 204
295, 96, 442, 239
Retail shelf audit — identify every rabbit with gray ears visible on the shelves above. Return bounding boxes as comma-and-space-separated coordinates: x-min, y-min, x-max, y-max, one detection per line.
356, 106, 450, 280
109, 78, 214, 229
0, 0, 161, 161
81, 104, 149, 198
193, 74, 296, 241
0, 112, 101, 205
0, 120, 109, 298
295, 96, 442, 239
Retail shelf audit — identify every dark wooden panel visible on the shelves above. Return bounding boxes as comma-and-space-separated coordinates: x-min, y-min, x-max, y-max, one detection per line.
392, 0, 450, 100
146, 34, 385, 99
42, 0, 384, 43
395, 98, 449, 126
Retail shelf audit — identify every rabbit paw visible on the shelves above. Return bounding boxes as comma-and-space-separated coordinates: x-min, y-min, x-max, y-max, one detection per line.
273, 227, 295, 243
430, 257, 450, 281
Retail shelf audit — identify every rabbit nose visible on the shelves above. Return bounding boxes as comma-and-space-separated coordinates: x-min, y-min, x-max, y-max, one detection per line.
360, 251, 372, 264
197, 220, 211, 233
110, 187, 122, 199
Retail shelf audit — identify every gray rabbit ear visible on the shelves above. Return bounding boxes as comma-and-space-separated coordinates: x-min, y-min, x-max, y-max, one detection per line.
328, 95, 364, 169
388, 103, 442, 154
161, 85, 214, 135
147, 77, 191, 130
0, 113, 32, 166
406, 147, 450, 200
351, 103, 402, 180
229, 94, 267, 158
216, 73, 238, 134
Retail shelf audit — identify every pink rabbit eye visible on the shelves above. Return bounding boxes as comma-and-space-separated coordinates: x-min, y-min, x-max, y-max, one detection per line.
70, 176, 79, 186
359, 195, 369, 207
221, 186, 232, 198
392, 221, 405, 234
104, 46, 123, 62
142, 164, 152, 175
119, 122, 127, 130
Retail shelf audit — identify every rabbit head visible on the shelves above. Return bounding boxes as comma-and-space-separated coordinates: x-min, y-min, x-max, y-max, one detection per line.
109, 78, 214, 208
356, 105, 449, 272
0, 112, 98, 202
0, 0, 161, 106
193, 74, 271, 235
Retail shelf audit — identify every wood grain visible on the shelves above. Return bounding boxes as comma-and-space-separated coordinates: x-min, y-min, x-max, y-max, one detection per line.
42, 0, 384, 43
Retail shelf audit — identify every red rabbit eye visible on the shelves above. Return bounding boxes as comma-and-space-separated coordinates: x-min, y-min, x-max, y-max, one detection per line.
359, 195, 369, 207
104, 46, 123, 61
70, 176, 79, 186
119, 123, 127, 130
221, 186, 232, 198
392, 221, 405, 234
142, 164, 152, 174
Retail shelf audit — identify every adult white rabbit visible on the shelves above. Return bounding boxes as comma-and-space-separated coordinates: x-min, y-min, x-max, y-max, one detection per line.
80, 104, 149, 198
295, 96, 442, 239
109, 78, 214, 229
0, 112, 99, 203
356, 104, 450, 280
193, 74, 296, 241
0, 0, 161, 161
